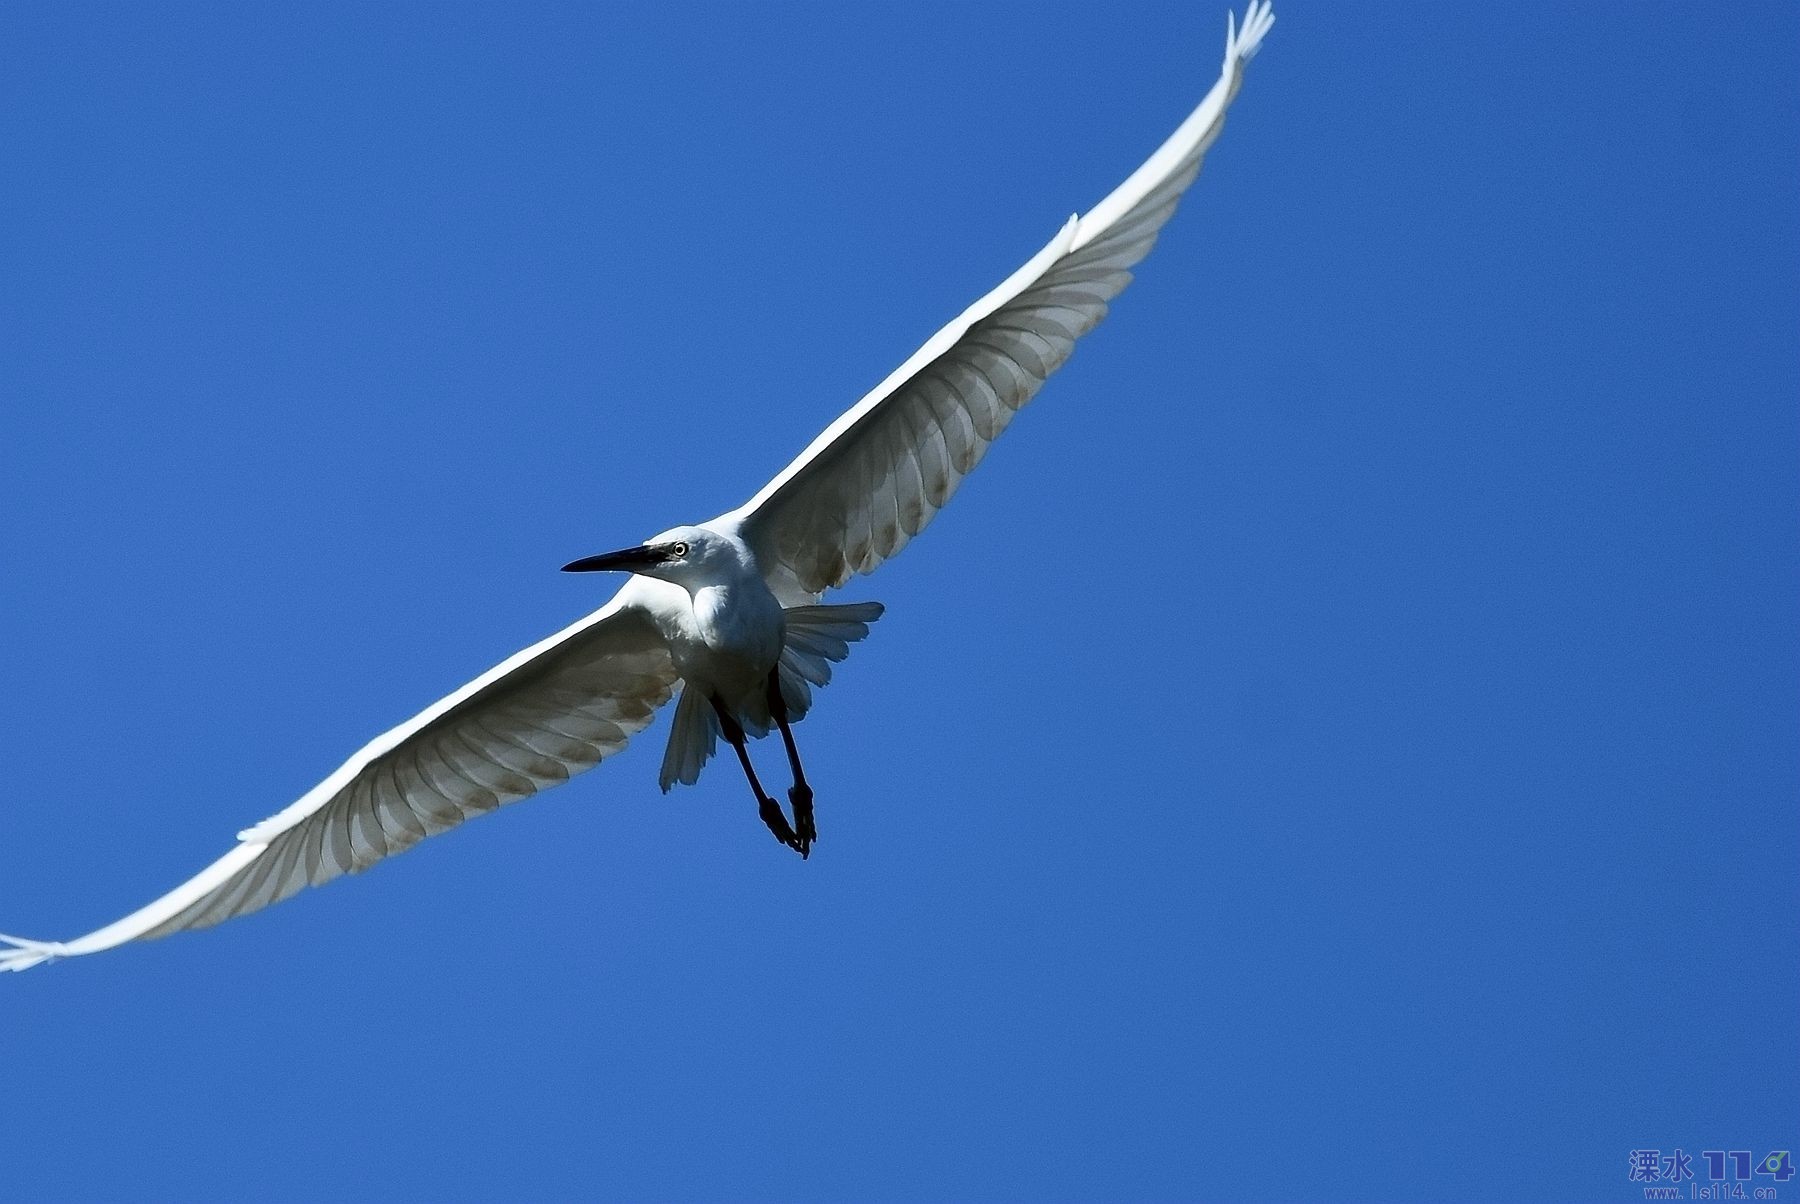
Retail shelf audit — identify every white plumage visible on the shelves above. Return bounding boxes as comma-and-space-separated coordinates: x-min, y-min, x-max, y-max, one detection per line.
1, 2, 1274, 972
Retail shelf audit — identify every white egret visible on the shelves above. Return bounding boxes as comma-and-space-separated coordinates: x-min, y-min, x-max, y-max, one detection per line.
1, 3, 1275, 972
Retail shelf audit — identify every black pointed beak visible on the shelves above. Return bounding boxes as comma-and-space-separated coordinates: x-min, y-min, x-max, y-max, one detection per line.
561, 545, 666, 574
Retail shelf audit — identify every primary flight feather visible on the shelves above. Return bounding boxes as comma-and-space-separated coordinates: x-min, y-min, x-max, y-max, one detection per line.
1, 2, 1275, 972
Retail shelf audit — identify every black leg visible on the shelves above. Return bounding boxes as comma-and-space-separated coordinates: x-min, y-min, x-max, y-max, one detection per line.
766, 674, 815, 858
712, 695, 804, 856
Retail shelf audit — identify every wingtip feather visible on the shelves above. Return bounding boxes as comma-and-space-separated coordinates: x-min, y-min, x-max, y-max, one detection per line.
1226, 1, 1275, 66
0, 932, 66, 973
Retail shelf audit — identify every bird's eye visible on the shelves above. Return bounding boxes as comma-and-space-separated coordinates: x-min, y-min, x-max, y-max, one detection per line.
671, 541, 689, 557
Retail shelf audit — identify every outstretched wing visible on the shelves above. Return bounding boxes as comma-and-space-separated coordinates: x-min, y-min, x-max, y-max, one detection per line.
728, 2, 1274, 604
1, 586, 677, 970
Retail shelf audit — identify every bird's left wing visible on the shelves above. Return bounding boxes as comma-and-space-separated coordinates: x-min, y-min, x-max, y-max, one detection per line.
0, 590, 676, 970
728, 3, 1274, 603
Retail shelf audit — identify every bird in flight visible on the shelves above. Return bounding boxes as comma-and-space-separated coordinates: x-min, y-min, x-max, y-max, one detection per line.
1, 3, 1275, 972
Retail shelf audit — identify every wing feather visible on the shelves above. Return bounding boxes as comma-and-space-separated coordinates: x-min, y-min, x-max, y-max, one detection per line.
728, 2, 1273, 602
1, 590, 677, 966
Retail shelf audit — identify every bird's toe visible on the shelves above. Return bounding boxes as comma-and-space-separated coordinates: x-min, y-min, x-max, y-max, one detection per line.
788, 784, 816, 846
758, 796, 802, 851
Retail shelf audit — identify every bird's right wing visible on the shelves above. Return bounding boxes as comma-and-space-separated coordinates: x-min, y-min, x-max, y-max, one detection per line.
727, 3, 1274, 604
0, 585, 677, 970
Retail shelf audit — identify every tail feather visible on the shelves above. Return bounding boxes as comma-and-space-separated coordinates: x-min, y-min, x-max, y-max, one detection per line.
657, 600, 883, 789
658, 683, 719, 793
777, 601, 884, 722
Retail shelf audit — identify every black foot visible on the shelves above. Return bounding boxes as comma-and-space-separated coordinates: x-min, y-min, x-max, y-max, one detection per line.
789, 783, 815, 858
758, 796, 805, 856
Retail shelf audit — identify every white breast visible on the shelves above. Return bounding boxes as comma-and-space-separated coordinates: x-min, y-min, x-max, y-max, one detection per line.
644, 576, 783, 720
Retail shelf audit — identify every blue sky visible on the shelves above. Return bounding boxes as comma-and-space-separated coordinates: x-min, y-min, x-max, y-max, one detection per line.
2, 3, 1795, 1201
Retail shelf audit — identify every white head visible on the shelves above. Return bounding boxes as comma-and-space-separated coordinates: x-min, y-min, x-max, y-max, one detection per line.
561, 525, 742, 591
